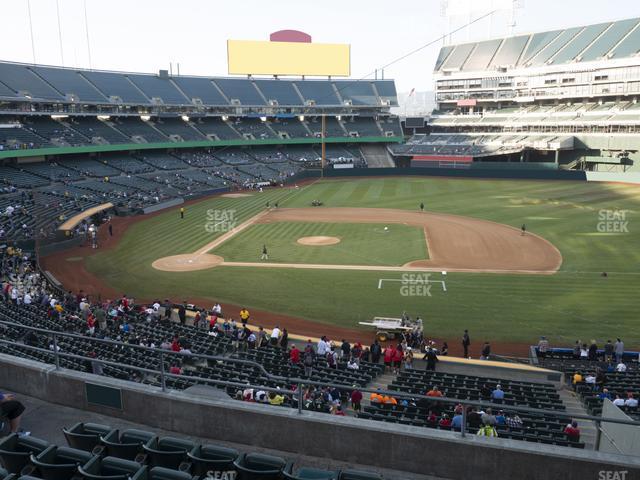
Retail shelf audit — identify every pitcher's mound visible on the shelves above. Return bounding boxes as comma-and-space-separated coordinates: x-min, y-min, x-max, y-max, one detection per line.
221, 193, 253, 198
152, 254, 224, 272
297, 236, 341, 246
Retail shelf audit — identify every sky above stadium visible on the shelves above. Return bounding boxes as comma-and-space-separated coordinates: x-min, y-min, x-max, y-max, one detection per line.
2, 0, 640, 94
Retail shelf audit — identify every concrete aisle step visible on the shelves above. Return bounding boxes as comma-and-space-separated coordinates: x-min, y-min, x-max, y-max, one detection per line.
558, 387, 598, 449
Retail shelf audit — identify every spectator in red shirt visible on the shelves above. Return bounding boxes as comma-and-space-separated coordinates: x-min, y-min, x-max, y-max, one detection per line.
169, 363, 181, 375
209, 313, 218, 332
171, 336, 181, 352
392, 345, 404, 374
383, 345, 395, 373
439, 414, 452, 429
289, 345, 300, 364
564, 420, 580, 442
350, 389, 363, 412
427, 411, 438, 427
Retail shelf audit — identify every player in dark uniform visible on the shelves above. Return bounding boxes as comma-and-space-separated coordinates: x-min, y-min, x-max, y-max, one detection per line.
261, 245, 268, 260
420, 202, 425, 212
521, 224, 526, 236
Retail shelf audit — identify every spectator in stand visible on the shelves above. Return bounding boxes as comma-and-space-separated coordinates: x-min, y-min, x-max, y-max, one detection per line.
616, 361, 627, 373
625, 393, 638, 408
177, 302, 186, 325
270, 325, 280, 346
441, 342, 449, 356
317, 336, 329, 357
423, 346, 438, 371
537, 336, 549, 359
572, 341, 581, 359
347, 358, 359, 370
239, 307, 250, 325
480, 342, 491, 360
491, 385, 505, 403
404, 347, 414, 370
439, 414, 452, 429
0, 392, 27, 434
613, 394, 625, 407
604, 340, 614, 363
326, 346, 338, 369
426, 411, 438, 428
481, 408, 497, 426
495, 410, 506, 426
480, 383, 492, 400
289, 344, 300, 365
340, 339, 351, 360
279, 328, 288, 350
451, 412, 463, 431
426, 386, 443, 398
598, 389, 612, 400
505, 414, 523, 430
572, 371, 583, 388
580, 344, 589, 359
588, 341, 598, 361
614, 338, 624, 364
350, 388, 363, 413
303, 344, 315, 377
392, 344, 403, 374
383, 344, 394, 373
370, 340, 382, 364
564, 420, 580, 442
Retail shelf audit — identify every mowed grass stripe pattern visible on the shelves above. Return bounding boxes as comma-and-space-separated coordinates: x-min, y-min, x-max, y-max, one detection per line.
212, 222, 428, 266
86, 177, 640, 346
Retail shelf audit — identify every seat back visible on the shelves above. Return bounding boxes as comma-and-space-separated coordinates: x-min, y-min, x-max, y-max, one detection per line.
234, 453, 285, 480
78, 456, 145, 480
63, 423, 113, 452
188, 445, 239, 478
143, 437, 192, 469
0, 434, 49, 474
149, 466, 193, 480
101, 430, 154, 461
339, 469, 383, 480
32, 446, 94, 480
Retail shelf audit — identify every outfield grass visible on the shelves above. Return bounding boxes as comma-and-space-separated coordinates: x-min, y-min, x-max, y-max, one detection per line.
85, 177, 640, 347
212, 222, 428, 266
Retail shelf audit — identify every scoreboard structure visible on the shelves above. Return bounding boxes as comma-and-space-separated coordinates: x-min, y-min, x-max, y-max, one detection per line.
227, 30, 350, 77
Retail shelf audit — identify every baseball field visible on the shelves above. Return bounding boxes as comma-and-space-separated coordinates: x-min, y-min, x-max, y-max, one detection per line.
48, 176, 640, 352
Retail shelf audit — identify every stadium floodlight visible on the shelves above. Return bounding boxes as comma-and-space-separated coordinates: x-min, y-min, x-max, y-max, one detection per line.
140, 115, 151, 121
51, 114, 68, 120
97, 115, 110, 121
181, 115, 190, 122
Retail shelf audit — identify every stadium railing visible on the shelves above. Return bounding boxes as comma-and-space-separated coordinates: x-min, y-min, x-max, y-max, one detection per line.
1, 319, 639, 450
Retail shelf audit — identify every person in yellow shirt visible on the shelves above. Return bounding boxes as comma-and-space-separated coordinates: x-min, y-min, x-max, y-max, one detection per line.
572, 372, 583, 385
180, 207, 185, 219
239, 307, 250, 325
268, 392, 285, 405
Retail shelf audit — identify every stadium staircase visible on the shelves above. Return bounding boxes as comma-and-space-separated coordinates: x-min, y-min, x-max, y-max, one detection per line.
558, 388, 598, 449
361, 144, 395, 168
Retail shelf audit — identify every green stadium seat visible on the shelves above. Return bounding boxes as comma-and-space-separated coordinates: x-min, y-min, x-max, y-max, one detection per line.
143, 437, 195, 469
100, 429, 155, 460
283, 463, 338, 479
187, 444, 239, 478
78, 456, 147, 480
233, 452, 287, 480
0, 434, 50, 474
63, 423, 114, 452
30, 445, 94, 480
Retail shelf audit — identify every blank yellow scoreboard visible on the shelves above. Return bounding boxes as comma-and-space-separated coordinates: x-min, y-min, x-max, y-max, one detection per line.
227, 40, 350, 77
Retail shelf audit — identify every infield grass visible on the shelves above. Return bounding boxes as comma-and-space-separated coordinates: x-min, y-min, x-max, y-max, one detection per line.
211, 222, 428, 266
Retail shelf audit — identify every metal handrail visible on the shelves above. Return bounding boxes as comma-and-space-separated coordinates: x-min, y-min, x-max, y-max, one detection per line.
1, 319, 640, 438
